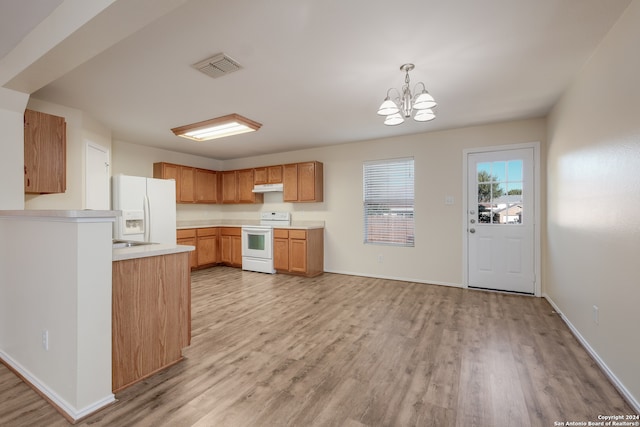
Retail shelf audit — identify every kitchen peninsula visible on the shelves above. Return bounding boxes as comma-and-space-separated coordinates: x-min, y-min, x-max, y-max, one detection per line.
112, 243, 194, 392
0, 210, 194, 422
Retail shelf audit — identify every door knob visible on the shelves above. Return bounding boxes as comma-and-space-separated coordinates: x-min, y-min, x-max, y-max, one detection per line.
469, 228, 476, 233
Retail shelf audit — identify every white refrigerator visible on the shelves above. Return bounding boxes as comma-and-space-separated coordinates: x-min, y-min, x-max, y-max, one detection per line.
112, 175, 177, 244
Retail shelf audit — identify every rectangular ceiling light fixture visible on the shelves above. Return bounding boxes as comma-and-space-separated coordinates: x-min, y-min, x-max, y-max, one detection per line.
171, 114, 262, 142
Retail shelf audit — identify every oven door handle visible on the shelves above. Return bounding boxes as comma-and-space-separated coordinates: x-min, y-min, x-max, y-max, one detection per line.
242, 227, 272, 234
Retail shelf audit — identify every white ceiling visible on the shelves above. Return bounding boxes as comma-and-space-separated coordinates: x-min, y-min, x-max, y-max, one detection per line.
2, 0, 633, 160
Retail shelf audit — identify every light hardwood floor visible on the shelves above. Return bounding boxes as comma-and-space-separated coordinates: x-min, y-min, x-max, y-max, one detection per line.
1, 267, 635, 426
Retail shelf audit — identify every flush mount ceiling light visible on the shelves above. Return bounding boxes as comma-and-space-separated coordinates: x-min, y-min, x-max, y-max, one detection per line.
171, 114, 262, 142
377, 63, 437, 126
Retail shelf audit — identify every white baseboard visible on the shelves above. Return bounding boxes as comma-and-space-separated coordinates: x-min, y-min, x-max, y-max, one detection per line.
543, 294, 640, 414
0, 350, 115, 422
323, 269, 463, 288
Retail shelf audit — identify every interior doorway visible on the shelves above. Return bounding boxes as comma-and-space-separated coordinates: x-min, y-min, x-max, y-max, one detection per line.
85, 141, 110, 210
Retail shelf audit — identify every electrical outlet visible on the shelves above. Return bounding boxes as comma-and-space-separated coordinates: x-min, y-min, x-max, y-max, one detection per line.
377, 254, 383, 263
42, 330, 49, 351
593, 305, 599, 325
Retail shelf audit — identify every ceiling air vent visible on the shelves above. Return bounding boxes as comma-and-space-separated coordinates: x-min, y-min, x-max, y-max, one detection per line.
192, 53, 242, 79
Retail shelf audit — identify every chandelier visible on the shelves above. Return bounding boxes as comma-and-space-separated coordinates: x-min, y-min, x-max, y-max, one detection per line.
377, 63, 437, 126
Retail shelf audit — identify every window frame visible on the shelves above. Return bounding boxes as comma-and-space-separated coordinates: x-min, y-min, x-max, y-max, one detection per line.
362, 157, 415, 247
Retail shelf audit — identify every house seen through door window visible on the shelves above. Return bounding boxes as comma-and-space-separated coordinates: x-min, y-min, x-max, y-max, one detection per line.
476, 160, 524, 224
363, 157, 414, 246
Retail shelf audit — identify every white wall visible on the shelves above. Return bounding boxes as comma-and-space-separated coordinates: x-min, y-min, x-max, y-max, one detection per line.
116, 118, 546, 286
546, 0, 640, 408
24, 98, 113, 210
0, 215, 115, 419
0, 87, 29, 210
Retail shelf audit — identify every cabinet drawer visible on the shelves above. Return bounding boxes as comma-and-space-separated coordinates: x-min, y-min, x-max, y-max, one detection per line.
177, 228, 196, 239
273, 229, 289, 239
289, 229, 307, 239
196, 227, 218, 237
220, 227, 241, 236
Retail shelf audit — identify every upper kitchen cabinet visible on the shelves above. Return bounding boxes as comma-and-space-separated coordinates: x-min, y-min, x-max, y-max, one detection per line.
194, 168, 217, 203
179, 166, 195, 203
283, 161, 323, 202
222, 169, 263, 204
24, 109, 66, 194
154, 162, 217, 204
254, 165, 283, 184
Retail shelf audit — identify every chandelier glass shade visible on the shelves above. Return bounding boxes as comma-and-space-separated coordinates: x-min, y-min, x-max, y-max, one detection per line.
377, 63, 437, 126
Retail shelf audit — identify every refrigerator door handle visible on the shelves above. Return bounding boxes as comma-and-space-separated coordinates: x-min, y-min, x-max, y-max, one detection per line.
143, 195, 150, 242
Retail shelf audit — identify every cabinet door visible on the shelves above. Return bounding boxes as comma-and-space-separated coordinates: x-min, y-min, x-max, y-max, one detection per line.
180, 167, 195, 203
289, 238, 307, 274
178, 237, 198, 269
298, 161, 323, 202
283, 163, 298, 202
197, 235, 217, 266
268, 165, 283, 183
273, 238, 289, 271
220, 235, 232, 264
221, 171, 237, 203
196, 228, 218, 266
231, 235, 242, 267
24, 109, 66, 194
254, 167, 267, 185
237, 169, 258, 203
195, 169, 217, 203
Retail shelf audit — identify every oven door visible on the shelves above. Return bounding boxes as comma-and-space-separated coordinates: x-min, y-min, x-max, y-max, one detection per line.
241, 226, 272, 259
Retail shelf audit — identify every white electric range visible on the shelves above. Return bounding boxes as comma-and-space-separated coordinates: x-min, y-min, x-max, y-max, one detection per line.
241, 212, 291, 274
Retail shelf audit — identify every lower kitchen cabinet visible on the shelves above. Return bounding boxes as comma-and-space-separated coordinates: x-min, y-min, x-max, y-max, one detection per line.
112, 252, 191, 392
196, 227, 219, 267
177, 228, 198, 269
273, 228, 324, 277
220, 227, 242, 267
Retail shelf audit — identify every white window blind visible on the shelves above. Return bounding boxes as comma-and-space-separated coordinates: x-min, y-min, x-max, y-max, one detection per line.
363, 157, 415, 246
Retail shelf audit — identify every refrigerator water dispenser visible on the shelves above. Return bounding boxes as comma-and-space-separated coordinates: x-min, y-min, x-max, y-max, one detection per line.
122, 210, 145, 235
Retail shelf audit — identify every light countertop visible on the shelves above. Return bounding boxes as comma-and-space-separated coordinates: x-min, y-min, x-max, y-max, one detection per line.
113, 244, 195, 261
176, 219, 325, 230
0, 209, 119, 222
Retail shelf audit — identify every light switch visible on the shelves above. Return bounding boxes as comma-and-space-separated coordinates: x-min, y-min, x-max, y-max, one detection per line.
445, 195, 454, 205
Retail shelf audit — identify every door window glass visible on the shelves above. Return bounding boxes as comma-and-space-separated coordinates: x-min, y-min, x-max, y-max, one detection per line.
477, 160, 523, 224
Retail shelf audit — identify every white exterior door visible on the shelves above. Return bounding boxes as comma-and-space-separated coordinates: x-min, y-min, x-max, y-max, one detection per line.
466, 147, 535, 294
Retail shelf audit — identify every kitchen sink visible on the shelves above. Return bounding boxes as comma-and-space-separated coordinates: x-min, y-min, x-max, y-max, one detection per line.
112, 239, 154, 249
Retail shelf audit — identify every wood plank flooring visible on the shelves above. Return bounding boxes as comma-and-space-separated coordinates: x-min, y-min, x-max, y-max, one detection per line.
1, 267, 635, 426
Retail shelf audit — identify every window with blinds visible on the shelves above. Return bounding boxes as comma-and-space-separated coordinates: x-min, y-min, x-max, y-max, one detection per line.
363, 157, 415, 246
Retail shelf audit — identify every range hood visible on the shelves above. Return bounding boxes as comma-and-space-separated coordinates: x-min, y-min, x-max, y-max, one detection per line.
252, 183, 284, 193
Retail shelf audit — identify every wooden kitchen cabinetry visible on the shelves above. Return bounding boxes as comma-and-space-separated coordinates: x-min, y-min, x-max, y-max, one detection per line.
154, 162, 217, 204
195, 168, 217, 203
220, 227, 242, 267
24, 109, 66, 194
283, 161, 323, 202
254, 165, 283, 184
196, 227, 218, 267
177, 228, 198, 269
273, 228, 324, 277
221, 169, 263, 204
112, 252, 191, 392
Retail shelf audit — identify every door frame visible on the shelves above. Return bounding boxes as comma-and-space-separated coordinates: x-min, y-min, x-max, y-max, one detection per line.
462, 141, 541, 297
84, 141, 110, 210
